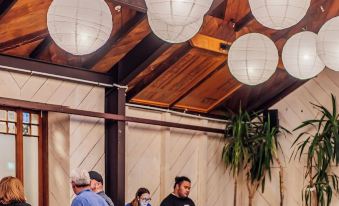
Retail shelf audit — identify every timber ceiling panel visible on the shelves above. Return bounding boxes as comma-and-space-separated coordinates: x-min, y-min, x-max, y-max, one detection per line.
131, 48, 226, 107
173, 64, 241, 113
0, 0, 337, 117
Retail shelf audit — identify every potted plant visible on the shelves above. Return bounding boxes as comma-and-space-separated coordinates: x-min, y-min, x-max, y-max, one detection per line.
222, 109, 286, 206
291, 94, 339, 206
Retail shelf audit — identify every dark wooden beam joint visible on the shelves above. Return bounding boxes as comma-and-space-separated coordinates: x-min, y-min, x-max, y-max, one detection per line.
29, 36, 52, 59
105, 87, 126, 206
233, 12, 254, 32
0, 0, 17, 20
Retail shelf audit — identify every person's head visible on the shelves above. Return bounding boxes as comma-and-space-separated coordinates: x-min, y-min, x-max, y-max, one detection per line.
88, 171, 104, 193
0, 176, 26, 204
130, 187, 151, 206
173, 176, 191, 198
70, 169, 91, 195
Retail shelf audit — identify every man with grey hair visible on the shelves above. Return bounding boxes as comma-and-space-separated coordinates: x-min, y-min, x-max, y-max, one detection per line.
70, 169, 108, 206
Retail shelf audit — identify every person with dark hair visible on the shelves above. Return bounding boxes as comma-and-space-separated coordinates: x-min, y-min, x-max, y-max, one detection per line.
160, 176, 195, 206
89, 171, 114, 206
0, 177, 31, 206
125, 187, 151, 206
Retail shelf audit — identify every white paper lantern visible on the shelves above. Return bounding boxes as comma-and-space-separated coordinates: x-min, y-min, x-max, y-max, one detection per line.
145, 0, 213, 26
228, 33, 278, 85
317, 16, 339, 71
47, 0, 112, 55
249, 0, 310, 30
282, 32, 324, 80
148, 12, 203, 43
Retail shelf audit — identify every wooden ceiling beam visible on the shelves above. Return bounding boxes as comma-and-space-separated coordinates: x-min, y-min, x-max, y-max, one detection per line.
0, 29, 48, 52
0, 54, 114, 85
0, 0, 17, 21
29, 36, 52, 59
111, 33, 171, 84
126, 43, 192, 101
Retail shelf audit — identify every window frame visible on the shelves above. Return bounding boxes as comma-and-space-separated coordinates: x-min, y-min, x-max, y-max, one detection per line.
0, 106, 48, 206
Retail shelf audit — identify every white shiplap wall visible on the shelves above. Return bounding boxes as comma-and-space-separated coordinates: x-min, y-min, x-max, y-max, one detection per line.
0, 69, 105, 205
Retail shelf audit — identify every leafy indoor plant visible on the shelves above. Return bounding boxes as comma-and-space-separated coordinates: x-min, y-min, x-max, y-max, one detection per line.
222, 109, 286, 206
291, 94, 339, 206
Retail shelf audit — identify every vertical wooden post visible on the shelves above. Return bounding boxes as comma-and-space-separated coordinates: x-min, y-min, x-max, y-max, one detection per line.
105, 87, 126, 206
16, 109, 23, 181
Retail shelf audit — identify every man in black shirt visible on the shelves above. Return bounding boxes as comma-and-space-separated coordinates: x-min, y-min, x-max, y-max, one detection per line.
160, 176, 195, 206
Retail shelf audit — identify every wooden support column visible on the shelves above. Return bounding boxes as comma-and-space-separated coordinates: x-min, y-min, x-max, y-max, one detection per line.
105, 87, 126, 206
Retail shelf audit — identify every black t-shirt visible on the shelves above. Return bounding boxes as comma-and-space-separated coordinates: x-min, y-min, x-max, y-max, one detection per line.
160, 194, 195, 206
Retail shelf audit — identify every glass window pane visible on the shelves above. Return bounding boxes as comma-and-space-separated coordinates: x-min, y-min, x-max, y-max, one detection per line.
8, 123, 16, 134
7, 111, 17, 122
23, 124, 30, 135
0, 122, 6, 133
23, 112, 30, 124
0, 110, 6, 121
24, 136, 39, 206
0, 134, 16, 178
31, 114, 39, 125
31, 125, 39, 136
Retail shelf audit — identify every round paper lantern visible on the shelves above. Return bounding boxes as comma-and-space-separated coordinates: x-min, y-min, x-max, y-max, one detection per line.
145, 0, 213, 26
148, 12, 203, 43
47, 0, 112, 55
282, 32, 324, 79
317, 16, 339, 71
228, 33, 278, 85
249, 0, 310, 30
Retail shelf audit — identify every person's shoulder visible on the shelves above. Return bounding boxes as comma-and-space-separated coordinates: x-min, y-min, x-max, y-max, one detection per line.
125, 203, 131, 206
187, 197, 196, 205
98, 192, 114, 206
160, 194, 174, 206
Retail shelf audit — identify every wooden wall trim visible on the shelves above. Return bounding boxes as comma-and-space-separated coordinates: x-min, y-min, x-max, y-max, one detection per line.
0, 97, 225, 134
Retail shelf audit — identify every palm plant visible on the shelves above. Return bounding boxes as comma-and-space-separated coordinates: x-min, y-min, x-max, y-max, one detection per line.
222, 109, 286, 206
291, 94, 339, 206
222, 109, 251, 206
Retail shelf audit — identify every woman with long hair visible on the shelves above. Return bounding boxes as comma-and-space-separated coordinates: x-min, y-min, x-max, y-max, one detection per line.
125, 187, 151, 206
0, 176, 31, 206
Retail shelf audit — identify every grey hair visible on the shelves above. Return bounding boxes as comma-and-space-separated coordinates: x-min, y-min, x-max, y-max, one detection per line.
70, 169, 90, 187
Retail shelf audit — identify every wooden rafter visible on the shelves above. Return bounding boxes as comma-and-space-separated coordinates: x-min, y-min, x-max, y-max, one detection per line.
116, 33, 171, 85
0, 29, 48, 52
0, 54, 114, 85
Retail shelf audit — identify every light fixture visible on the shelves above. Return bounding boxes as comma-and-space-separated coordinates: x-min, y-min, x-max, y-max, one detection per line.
148, 12, 203, 43
317, 16, 339, 71
249, 0, 311, 30
282, 31, 324, 79
228, 33, 278, 85
145, 0, 213, 26
47, 0, 112, 55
